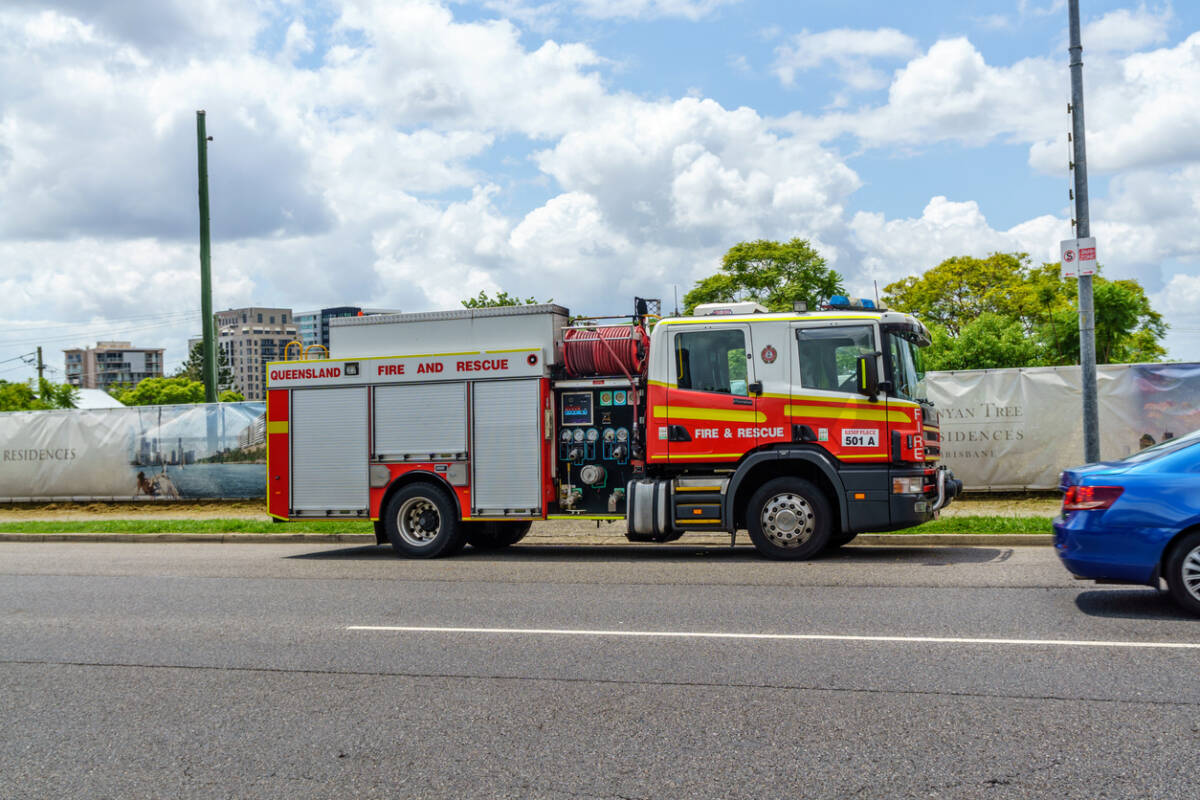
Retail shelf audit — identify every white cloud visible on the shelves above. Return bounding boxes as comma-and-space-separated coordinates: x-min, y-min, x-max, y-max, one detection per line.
2, 0, 1199, 374
774, 27, 919, 90
567, 0, 740, 21
848, 196, 1069, 290
475, 0, 740, 26
1083, 4, 1171, 53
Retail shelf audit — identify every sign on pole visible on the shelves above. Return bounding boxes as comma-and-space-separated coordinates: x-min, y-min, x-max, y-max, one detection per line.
1060, 237, 1097, 278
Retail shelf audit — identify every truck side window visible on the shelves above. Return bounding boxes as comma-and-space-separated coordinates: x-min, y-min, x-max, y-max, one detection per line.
796, 326, 875, 393
674, 329, 748, 396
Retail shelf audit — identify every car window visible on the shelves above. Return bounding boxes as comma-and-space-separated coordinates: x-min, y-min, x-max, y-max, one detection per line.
796, 325, 874, 393
674, 329, 748, 396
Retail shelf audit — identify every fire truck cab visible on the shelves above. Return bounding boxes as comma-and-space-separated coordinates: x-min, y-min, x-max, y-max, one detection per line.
266, 297, 960, 559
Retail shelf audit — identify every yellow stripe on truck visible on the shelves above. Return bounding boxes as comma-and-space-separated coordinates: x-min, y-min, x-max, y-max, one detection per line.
266, 421, 289, 434
784, 405, 910, 423
652, 406, 766, 423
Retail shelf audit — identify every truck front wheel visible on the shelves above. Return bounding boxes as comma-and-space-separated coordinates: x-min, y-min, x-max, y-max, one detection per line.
746, 477, 831, 560
383, 483, 466, 558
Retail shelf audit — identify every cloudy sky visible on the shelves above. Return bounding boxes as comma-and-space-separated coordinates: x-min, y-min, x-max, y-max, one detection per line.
1, 0, 1198, 381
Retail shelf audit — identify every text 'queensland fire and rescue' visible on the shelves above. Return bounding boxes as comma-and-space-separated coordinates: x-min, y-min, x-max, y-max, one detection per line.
270, 358, 511, 382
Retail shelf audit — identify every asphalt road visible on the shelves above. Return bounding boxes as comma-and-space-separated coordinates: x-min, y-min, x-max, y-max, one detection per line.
2, 541, 1198, 799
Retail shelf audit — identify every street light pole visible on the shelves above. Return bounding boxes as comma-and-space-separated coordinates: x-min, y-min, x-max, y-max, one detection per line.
1069, 0, 1100, 463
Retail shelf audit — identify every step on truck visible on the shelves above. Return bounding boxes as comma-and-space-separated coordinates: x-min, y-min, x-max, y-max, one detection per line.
265, 297, 961, 559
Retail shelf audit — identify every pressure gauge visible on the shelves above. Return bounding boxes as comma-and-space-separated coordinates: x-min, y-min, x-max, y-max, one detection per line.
586, 428, 600, 443
572, 428, 585, 442
616, 427, 629, 442
602, 427, 616, 443
560, 429, 573, 442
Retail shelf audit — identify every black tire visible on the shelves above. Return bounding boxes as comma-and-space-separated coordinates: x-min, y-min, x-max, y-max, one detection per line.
825, 530, 858, 550
746, 477, 832, 560
465, 520, 532, 550
382, 483, 465, 558
1165, 531, 1200, 616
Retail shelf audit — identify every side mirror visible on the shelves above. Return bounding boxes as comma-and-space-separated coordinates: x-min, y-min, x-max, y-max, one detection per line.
856, 353, 880, 398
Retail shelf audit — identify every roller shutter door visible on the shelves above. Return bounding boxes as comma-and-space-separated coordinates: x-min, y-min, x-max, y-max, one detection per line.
291, 387, 368, 512
472, 379, 541, 515
374, 383, 467, 460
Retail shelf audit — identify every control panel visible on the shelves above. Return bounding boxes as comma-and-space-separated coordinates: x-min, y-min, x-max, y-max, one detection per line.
553, 382, 637, 515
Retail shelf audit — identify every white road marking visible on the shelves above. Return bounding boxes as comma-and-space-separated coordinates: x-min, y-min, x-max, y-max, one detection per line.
346, 625, 1200, 650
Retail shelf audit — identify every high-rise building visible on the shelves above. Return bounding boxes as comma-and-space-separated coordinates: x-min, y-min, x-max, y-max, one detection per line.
213, 307, 298, 401
63, 342, 164, 391
293, 307, 401, 348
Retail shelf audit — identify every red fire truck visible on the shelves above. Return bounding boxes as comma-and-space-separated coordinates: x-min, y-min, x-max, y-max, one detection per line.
265, 297, 960, 559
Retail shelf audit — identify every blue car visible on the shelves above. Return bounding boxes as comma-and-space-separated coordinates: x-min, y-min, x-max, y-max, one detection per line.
1054, 428, 1200, 615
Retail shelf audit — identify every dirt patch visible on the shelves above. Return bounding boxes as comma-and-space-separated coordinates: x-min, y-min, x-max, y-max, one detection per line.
0, 501, 270, 521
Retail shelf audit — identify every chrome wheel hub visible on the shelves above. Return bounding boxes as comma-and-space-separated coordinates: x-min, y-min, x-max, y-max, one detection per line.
760, 492, 815, 548
1183, 545, 1200, 603
397, 497, 440, 547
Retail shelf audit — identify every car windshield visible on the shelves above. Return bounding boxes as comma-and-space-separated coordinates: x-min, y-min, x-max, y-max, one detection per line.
1121, 427, 1200, 463
884, 332, 927, 403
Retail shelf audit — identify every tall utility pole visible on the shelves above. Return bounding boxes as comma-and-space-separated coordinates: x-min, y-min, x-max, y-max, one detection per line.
36, 346, 44, 382
196, 110, 218, 403
1069, 0, 1100, 463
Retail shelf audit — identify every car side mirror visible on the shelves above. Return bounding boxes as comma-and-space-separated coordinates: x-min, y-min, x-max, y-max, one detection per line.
856, 353, 880, 399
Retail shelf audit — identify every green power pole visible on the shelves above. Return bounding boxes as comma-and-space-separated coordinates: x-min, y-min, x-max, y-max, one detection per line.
196, 110, 217, 403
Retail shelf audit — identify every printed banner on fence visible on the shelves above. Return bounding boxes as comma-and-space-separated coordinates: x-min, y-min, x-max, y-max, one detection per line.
0, 402, 266, 500
927, 363, 1200, 490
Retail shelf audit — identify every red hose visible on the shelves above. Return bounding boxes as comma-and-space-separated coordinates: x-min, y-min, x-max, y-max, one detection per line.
562, 326, 648, 378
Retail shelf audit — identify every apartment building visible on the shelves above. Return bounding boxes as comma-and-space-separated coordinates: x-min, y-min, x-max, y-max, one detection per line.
64, 341, 164, 391
214, 307, 297, 401
293, 306, 401, 348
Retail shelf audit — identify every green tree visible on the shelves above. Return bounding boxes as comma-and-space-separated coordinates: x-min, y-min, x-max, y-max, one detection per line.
883, 253, 1167, 369
923, 315, 1042, 371
218, 389, 246, 403
175, 341, 233, 387
110, 376, 206, 406
683, 238, 844, 314
0, 379, 78, 412
461, 290, 548, 308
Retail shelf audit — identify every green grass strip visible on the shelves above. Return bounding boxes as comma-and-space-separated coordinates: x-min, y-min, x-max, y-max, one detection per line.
0, 515, 1052, 535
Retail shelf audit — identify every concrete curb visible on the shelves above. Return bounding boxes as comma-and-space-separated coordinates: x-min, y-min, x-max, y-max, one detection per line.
0, 532, 1054, 546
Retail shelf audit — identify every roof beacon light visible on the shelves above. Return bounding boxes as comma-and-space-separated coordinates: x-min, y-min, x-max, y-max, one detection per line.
824, 295, 886, 311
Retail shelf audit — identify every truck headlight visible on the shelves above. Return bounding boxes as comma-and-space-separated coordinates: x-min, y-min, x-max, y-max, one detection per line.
892, 477, 923, 494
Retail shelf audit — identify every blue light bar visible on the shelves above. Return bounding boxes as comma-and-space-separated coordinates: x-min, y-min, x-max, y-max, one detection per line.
823, 295, 885, 311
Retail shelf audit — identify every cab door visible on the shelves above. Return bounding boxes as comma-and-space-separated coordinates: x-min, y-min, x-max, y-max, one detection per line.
789, 321, 888, 463
663, 324, 758, 464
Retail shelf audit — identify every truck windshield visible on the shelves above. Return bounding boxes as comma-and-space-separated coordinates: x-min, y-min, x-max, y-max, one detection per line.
884, 332, 927, 403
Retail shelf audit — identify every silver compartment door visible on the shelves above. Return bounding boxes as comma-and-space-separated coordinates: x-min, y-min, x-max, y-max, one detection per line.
291, 387, 368, 512
374, 383, 467, 460
471, 379, 542, 514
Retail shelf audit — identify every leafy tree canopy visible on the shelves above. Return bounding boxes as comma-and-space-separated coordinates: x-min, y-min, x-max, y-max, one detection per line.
884, 253, 1167, 370
0, 379, 78, 412
110, 376, 207, 406
461, 290, 548, 308
683, 238, 844, 314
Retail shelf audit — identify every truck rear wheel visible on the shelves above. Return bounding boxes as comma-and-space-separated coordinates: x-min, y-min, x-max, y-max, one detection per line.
465, 521, 532, 550
383, 483, 465, 558
746, 477, 831, 560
